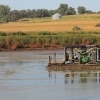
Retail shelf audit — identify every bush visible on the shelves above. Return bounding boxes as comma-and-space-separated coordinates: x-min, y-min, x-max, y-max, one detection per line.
0, 32, 8, 36
72, 26, 82, 31
12, 31, 26, 35
95, 23, 100, 27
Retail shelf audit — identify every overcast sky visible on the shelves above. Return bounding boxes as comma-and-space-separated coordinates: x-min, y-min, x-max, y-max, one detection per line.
0, 0, 100, 11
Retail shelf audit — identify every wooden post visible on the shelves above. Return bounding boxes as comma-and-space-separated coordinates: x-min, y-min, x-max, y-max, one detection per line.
49, 56, 51, 65
54, 52, 56, 63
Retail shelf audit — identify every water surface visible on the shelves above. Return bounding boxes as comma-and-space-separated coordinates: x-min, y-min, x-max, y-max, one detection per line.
0, 50, 100, 100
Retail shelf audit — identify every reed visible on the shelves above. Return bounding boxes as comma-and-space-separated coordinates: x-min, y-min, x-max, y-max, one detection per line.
0, 31, 99, 50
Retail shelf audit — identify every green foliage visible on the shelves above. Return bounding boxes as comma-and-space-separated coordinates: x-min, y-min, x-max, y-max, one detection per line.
0, 4, 99, 23
0, 31, 99, 49
0, 32, 8, 36
67, 7, 76, 15
38, 31, 52, 35
12, 31, 26, 35
57, 4, 68, 15
0, 5, 10, 22
77, 6, 86, 14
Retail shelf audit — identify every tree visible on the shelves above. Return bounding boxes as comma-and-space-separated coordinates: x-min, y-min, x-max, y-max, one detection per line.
19, 10, 28, 18
42, 9, 49, 17
85, 10, 94, 14
77, 6, 86, 14
30, 9, 37, 18
67, 7, 76, 15
9, 10, 20, 22
0, 5, 10, 15
0, 5, 10, 22
97, 11, 100, 14
35, 9, 49, 18
48, 10, 57, 16
57, 4, 68, 15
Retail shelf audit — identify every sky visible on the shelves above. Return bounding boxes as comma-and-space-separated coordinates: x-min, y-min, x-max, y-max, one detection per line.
0, 0, 100, 12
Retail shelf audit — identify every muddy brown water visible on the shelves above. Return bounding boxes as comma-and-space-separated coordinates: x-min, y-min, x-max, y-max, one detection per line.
0, 50, 100, 100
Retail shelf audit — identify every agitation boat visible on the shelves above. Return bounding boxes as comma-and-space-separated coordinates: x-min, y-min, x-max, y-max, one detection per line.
47, 45, 100, 71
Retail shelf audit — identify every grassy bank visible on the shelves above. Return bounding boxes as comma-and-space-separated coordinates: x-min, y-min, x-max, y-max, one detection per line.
0, 14, 100, 50
0, 31, 99, 50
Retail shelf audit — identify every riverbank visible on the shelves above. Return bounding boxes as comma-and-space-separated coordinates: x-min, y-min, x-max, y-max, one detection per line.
0, 31, 99, 52
0, 47, 64, 52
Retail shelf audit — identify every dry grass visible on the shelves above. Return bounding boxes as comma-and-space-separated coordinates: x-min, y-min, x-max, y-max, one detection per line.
0, 14, 100, 32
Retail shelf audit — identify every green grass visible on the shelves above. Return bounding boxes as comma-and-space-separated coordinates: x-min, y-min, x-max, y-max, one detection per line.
18, 14, 100, 23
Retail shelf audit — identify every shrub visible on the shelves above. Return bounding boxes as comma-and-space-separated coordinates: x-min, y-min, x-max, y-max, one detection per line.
0, 32, 8, 36
12, 31, 26, 35
95, 23, 100, 27
72, 26, 82, 31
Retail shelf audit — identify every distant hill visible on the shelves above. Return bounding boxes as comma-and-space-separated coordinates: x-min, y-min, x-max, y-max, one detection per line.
0, 14, 100, 32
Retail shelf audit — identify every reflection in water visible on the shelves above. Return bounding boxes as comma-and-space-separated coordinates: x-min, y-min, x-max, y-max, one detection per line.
48, 71, 52, 79
64, 71, 100, 84
47, 70, 100, 85
48, 71, 57, 84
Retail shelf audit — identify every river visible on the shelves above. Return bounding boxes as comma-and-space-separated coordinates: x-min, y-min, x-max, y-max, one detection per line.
0, 50, 100, 100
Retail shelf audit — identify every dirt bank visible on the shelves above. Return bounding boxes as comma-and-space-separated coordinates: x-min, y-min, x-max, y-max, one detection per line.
0, 47, 64, 52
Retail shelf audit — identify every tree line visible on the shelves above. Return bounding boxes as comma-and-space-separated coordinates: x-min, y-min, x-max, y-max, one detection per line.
0, 4, 100, 23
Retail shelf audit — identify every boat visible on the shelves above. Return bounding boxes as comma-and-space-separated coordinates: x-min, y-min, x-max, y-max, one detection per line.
47, 45, 100, 71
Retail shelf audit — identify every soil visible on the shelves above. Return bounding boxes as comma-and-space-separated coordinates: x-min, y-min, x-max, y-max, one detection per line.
0, 47, 64, 52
